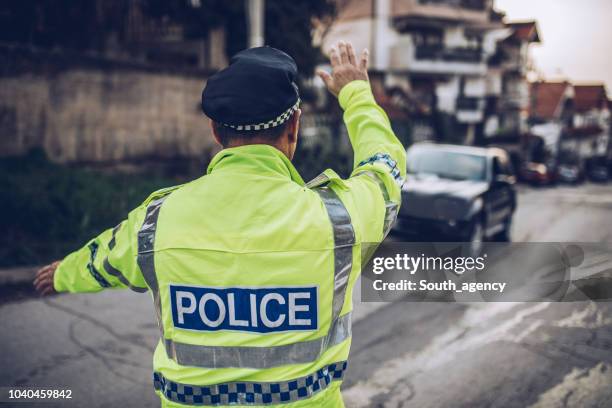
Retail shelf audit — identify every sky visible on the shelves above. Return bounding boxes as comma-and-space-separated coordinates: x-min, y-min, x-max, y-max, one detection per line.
495, 0, 612, 95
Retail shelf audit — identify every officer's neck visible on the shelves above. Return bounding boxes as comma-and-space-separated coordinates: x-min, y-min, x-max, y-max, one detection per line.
224, 135, 296, 161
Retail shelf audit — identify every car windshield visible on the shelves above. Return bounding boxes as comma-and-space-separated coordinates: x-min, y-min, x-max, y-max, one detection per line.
407, 148, 487, 181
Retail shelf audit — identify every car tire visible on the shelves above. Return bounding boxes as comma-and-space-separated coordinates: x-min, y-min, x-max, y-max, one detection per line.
494, 217, 512, 242
467, 217, 484, 257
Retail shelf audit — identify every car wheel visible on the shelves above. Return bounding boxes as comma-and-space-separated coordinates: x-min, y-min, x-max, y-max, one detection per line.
468, 218, 484, 257
494, 217, 512, 242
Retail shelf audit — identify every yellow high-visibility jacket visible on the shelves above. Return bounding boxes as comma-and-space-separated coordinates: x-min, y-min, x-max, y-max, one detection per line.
54, 80, 406, 407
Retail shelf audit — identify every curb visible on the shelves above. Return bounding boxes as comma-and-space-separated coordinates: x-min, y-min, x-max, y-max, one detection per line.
0, 266, 40, 286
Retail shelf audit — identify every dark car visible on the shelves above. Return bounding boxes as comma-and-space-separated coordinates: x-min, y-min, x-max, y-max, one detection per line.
557, 151, 585, 184
393, 143, 517, 255
586, 156, 609, 182
557, 162, 585, 184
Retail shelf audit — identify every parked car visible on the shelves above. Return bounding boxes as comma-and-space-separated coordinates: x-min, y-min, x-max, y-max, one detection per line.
393, 143, 517, 255
519, 161, 556, 185
556, 152, 585, 184
586, 156, 609, 182
557, 162, 585, 184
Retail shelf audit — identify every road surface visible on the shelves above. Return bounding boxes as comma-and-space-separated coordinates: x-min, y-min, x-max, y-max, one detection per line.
1, 183, 612, 407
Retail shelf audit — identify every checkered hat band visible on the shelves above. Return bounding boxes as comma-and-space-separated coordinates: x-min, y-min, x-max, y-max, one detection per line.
154, 360, 347, 405
221, 99, 301, 131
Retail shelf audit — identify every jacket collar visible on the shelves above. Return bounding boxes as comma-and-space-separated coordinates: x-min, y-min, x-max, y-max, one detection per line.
207, 144, 305, 186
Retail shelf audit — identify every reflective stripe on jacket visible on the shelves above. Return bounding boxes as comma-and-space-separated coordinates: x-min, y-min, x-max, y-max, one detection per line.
54, 80, 406, 407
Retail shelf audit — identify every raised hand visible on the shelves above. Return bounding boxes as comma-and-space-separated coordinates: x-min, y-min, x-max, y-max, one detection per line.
317, 41, 369, 98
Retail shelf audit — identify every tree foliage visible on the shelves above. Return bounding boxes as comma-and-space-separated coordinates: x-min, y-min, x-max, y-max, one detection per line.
0, 0, 127, 50
0, 0, 335, 75
265, 0, 334, 75
144, 0, 335, 75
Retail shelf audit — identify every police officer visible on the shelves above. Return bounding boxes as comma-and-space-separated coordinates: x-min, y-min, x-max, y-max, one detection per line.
34, 41, 406, 407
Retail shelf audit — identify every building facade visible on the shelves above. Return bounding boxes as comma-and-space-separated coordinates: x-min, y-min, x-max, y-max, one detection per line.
528, 81, 610, 167
484, 21, 540, 140
320, 0, 517, 145
568, 84, 610, 158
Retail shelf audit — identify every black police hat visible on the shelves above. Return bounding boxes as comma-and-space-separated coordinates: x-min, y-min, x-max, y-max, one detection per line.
201, 46, 300, 131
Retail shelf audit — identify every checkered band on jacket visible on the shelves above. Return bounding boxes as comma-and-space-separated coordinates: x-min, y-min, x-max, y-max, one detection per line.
154, 361, 347, 406
358, 152, 404, 186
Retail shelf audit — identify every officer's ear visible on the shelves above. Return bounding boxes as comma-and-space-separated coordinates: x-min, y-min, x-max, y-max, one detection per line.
210, 119, 223, 147
288, 109, 301, 144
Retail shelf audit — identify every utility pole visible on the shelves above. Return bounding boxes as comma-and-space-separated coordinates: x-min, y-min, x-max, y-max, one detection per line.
370, 0, 377, 68
246, 0, 265, 48
370, 0, 390, 71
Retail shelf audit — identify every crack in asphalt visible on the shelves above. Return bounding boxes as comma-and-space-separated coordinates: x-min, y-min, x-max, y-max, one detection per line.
67, 319, 150, 386
12, 349, 88, 387
12, 299, 155, 387
43, 298, 155, 353
66, 318, 152, 370
380, 375, 417, 408
561, 389, 574, 407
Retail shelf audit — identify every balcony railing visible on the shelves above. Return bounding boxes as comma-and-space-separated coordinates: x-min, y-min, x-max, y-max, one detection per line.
457, 97, 481, 111
415, 45, 483, 63
419, 0, 487, 11
444, 47, 483, 62
415, 45, 442, 60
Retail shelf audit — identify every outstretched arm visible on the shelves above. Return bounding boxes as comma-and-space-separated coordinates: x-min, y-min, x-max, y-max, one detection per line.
315, 41, 406, 242
33, 186, 180, 295
34, 206, 148, 295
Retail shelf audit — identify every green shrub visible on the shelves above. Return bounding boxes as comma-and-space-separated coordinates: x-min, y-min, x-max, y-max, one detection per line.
0, 149, 182, 267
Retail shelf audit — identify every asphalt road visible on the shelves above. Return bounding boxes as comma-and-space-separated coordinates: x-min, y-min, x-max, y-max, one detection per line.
1, 183, 612, 407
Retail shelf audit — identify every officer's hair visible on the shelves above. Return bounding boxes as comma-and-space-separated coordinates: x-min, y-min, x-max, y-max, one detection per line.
212, 113, 294, 147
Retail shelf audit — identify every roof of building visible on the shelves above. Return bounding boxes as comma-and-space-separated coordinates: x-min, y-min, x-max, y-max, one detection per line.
530, 81, 571, 120
573, 84, 608, 112
505, 21, 541, 43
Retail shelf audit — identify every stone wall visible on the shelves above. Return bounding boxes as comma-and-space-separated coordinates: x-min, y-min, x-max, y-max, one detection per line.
0, 45, 218, 164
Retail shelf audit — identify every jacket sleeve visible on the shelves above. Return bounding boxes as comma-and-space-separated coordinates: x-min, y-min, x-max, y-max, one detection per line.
309, 80, 406, 243
52, 187, 177, 293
